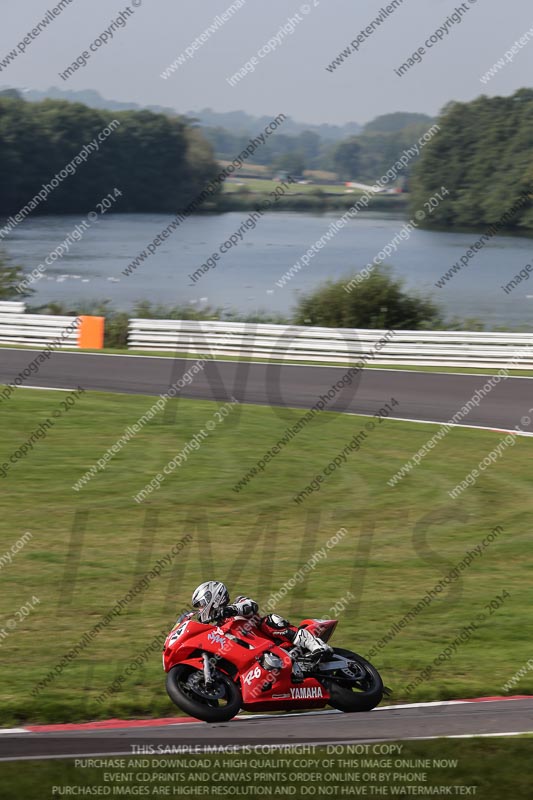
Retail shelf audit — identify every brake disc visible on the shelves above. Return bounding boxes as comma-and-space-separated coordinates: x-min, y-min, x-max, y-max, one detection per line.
185, 673, 225, 699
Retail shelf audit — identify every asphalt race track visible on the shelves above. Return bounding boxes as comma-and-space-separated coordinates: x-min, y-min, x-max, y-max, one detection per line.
0, 699, 532, 761
1, 348, 532, 432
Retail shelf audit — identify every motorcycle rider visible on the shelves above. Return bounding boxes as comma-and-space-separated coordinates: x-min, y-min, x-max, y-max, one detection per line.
191, 580, 333, 665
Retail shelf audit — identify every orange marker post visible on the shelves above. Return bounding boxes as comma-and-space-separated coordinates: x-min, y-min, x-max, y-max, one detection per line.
78, 316, 105, 349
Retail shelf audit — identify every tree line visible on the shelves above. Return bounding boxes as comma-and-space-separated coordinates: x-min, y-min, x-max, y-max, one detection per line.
0, 92, 436, 204
204, 111, 435, 180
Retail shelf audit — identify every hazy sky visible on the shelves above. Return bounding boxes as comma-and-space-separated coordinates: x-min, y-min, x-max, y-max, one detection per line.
1, 0, 533, 125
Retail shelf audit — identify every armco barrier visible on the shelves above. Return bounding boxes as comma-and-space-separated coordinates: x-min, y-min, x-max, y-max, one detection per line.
128, 319, 533, 368
0, 301, 26, 314
0, 303, 104, 348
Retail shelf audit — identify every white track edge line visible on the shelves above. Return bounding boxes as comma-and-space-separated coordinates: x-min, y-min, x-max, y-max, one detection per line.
17, 385, 74, 392
343, 412, 533, 436
5, 387, 533, 437
0, 698, 524, 735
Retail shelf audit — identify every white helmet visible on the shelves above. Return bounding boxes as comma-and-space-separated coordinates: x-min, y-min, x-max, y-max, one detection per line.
191, 581, 229, 623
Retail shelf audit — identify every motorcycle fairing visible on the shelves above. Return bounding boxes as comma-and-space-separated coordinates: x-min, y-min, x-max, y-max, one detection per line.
163, 615, 333, 710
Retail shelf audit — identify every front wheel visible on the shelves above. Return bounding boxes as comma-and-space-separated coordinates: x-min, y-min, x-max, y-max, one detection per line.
166, 664, 242, 722
321, 647, 383, 713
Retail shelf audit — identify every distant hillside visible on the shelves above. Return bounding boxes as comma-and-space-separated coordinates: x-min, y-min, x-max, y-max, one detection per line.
0, 86, 438, 183
0, 86, 361, 141
11, 86, 178, 117
187, 107, 362, 140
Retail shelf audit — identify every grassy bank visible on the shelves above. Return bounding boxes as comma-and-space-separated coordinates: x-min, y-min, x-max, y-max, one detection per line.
0, 388, 531, 724
213, 192, 408, 212
223, 178, 352, 194
1, 739, 532, 799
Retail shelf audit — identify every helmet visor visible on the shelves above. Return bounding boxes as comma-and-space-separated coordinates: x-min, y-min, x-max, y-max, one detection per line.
192, 591, 211, 611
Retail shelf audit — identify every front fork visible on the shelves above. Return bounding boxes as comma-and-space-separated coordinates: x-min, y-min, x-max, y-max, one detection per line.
202, 652, 215, 688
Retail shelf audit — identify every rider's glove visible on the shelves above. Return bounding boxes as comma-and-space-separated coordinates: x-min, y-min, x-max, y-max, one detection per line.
214, 605, 235, 621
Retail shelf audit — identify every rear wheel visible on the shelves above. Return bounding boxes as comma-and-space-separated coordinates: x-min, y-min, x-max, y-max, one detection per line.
321, 647, 383, 712
166, 664, 242, 722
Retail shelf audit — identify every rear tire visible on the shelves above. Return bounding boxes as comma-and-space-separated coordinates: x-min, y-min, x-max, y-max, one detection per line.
166, 664, 242, 723
322, 648, 383, 713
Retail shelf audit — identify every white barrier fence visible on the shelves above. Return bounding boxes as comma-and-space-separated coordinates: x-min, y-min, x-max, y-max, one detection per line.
0, 301, 27, 314
3, 304, 532, 367
128, 319, 533, 368
0, 302, 80, 348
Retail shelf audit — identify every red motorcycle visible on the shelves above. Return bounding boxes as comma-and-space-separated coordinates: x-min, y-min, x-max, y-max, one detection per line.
163, 611, 385, 722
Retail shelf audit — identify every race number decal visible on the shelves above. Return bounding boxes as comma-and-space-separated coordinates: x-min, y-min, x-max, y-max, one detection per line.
243, 666, 262, 685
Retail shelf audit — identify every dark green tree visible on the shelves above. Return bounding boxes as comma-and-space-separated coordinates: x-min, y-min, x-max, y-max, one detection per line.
293, 267, 442, 329
273, 151, 306, 175
333, 138, 361, 180
410, 89, 533, 230
363, 112, 434, 133
296, 131, 323, 168
0, 96, 220, 215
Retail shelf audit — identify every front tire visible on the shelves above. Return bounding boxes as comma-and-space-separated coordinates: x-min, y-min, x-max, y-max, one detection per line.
322, 647, 383, 712
166, 664, 242, 722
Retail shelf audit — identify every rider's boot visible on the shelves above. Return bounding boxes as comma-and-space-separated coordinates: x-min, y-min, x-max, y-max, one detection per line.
293, 627, 333, 658
291, 629, 333, 675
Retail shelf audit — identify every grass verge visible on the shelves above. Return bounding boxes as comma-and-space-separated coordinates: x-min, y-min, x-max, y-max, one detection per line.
0, 387, 531, 724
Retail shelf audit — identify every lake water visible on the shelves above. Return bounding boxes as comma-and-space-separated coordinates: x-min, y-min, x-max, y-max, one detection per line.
2, 210, 533, 327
